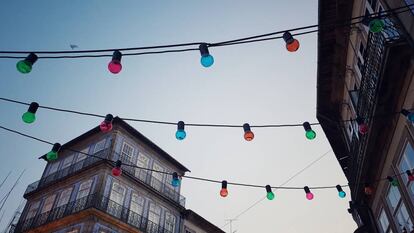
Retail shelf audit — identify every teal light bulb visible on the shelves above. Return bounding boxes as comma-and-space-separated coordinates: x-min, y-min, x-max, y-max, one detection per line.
172, 178, 180, 187
175, 130, 186, 140
200, 55, 214, 67
338, 191, 346, 198
408, 112, 414, 122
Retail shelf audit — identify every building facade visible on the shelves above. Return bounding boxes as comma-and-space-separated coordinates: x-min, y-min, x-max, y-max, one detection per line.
12, 117, 223, 233
317, 0, 414, 232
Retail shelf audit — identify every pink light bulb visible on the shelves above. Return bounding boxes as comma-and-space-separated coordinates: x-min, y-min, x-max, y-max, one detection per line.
306, 192, 314, 200
358, 123, 369, 135
108, 60, 122, 74
100, 121, 113, 132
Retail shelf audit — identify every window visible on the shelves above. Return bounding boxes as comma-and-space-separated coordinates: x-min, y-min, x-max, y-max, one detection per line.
136, 153, 150, 181
76, 148, 89, 162
129, 192, 145, 227
399, 142, 414, 196
110, 182, 126, 205
121, 142, 134, 162
93, 139, 106, 154
147, 203, 161, 232
57, 187, 73, 207
77, 179, 93, 199
47, 162, 60, 175
26, 201, 40, 219
404, 0, 414, 14
386, 185, 414, 232
151, 163, 164, 191
41, 194, 56, 213
378, 209, 392, 233
165, 212, 176, 233
61, 154, 74, 170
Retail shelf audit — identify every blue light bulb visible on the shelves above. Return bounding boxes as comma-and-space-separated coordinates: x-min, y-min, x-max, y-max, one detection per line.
175, 130, 186, 140
172, 178, 180, 187
408, 112, 414, 122
338, 191, 346, 198
200, 55, 214, 67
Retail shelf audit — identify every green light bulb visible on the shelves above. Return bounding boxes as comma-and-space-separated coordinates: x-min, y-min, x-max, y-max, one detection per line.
16, 60, 33, 74
22, 112, 36, 124
369, 19, 385, 33
391, 179, 398, 187
266, 192, 275, 200
46, 151, 58, 161
305, 130, 316, 140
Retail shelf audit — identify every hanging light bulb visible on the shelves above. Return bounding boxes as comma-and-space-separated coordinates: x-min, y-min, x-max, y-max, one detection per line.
336, 185, 346, 198
175, 121, 186, 140
243, 123, 254, 141
282, 31, 300, 52
22, 102, 39, 124
302, 122, 316, 140
364, 184, 373, 196
199, 43, 214, 68
369, 19, 385, 33
387, 176, 398, 187
265, 185, 275, 200
304, 186, 314, 200
100, 114, 114, 133
46, 143, 61, 161
16, 53, 38, 74
108, 50, 122, 74
401, 109, 414, 123
112, 160, 122, 176
220, 180, 228, 197
356, 116, 368, 135
172, 172, 181, 187
406, 170, 414, 182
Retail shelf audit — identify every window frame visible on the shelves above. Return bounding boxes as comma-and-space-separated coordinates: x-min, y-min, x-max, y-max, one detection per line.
121, 141, 135, 162
93, 139, 106, 154
41, 194, 57, 214
76, 179, 93, 199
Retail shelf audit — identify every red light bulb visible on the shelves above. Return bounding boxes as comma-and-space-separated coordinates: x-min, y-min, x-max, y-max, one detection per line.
220, 188, 228, 197
243, 123, 254, 141
407, 170, 414, 181
358, 123, 369, 135
364, 185, 373, 196
108, 50, 122, 74
112, 167, 122, 176
100, 114, 114, 133
286, 39, 300, 52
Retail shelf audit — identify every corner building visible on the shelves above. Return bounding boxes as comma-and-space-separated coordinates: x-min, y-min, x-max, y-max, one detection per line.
12, 117, 224, 233
317, 0, 414, 232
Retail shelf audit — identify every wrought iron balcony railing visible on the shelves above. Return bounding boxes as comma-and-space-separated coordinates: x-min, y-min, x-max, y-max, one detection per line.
24, 149, 186, 207
14, 193, 173, 233
349, 16, 403, 186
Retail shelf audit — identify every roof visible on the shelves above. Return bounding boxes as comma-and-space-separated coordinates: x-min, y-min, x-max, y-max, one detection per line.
56, 117, 190, 172
183, 209, 225, 233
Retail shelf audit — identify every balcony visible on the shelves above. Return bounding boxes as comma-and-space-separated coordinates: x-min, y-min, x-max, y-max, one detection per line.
14, 193, 173, 233
349, 17, 403, 187
24, 149, 185, 207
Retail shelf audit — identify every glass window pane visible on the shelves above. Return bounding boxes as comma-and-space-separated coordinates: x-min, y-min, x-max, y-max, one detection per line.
77, 179, 93, 199
387, 186, 401, 211
41, 194, 56, 213
121, 142, 134, 162
57, 187, 73, 207
396, 203, 413, 232
93, 139, 106, 153
62, 154, 74, 169
379, 209, 390, 232
76, 148, 89, 162
110, 182, 125, 205
26, 201, 40, 219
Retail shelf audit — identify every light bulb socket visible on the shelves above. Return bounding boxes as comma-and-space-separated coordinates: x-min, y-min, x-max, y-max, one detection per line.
265, 185, 272, 193
221, 180, 227, 189
401, 109, 410, 117
25, 53, 38, 65
27, 102, 39, 114
282, 32, 294, 44
51, 143, 61, 153
243, 123, 251, 133
303, 122, 312, 131
304, 186, 311, 194
177, 121, 185, 131
199, 43, 210, 57
407, 170, 413, 176
115, 160, 122, 168
173, 172, 179, 180
387, 176, 394, 182
112, 50, 122, 62
104, 114, 114, 123
336, 185, 343, 192
356, 116, 364, 125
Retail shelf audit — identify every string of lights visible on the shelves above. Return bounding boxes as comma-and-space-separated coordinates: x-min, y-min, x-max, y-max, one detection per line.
0, 4, 412, 74
0, 123, 413, 201
2, 97, 414, 143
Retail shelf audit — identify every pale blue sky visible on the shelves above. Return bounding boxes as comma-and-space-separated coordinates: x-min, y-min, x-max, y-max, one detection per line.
0, 1, 357, 232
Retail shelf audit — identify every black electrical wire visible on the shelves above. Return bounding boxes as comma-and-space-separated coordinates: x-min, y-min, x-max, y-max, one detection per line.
0, 4, 412, 59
